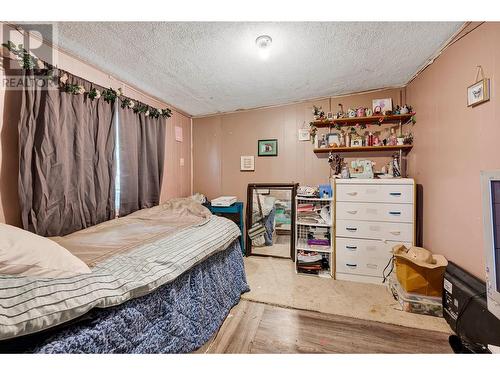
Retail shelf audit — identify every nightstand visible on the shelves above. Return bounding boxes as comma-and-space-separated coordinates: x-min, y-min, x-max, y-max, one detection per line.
208, 202, 245, 254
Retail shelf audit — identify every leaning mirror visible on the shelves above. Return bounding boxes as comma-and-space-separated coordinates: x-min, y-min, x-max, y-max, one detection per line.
246, 183, 298, 260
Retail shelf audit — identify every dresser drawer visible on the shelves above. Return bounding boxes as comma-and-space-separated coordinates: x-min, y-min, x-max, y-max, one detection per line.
336, 238, 412, 260
336, 202, 414, 223
336, 219, 414, 242
336, 183, 414, 204
335, 252, 389, 278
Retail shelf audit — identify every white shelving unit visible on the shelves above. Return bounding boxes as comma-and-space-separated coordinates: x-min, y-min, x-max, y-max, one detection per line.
295, 196, 334, 278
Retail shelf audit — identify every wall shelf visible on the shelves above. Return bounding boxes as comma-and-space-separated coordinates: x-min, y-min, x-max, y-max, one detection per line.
313, 144, 413, 154
311, 113, 415, 128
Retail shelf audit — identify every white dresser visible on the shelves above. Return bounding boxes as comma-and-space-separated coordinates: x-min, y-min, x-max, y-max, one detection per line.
333, 178, 415, 284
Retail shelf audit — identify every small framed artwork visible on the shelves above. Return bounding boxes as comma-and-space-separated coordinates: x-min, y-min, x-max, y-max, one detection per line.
240, 155, 255, 171
351, 138, 363, 147
298, 128, 310, 141
467, 78, 490, 107
327, 132, 341, 147
258, 139, 278, 156
326, 111, 334, 120
372, 98, 393, 113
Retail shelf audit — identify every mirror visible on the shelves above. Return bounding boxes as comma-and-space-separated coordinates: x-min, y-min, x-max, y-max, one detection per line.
246, 183, 297, 259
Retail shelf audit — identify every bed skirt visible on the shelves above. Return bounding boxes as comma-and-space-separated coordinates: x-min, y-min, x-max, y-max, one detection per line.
7, 240, 249, 353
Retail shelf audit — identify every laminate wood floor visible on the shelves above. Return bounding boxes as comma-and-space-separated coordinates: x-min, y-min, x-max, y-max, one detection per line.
197, 300, 452, 354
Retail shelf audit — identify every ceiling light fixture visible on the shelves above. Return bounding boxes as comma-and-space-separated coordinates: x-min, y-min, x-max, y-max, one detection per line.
255, 35, 272, 60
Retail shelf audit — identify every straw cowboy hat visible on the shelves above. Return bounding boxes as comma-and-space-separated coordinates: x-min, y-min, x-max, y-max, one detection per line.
393, 245, 448, 269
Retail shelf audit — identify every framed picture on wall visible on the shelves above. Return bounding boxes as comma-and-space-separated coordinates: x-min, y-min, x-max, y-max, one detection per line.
298, 128, 310, 141
258, 139, 278, 156
240, 156, 255, 171
467, 78, 490, 107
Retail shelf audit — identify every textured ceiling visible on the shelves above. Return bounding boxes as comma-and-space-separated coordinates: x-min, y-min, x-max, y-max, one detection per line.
49, 22, 462, 116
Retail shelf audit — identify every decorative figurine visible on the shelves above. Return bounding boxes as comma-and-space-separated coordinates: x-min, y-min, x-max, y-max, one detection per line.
400, 104, 410, 115
320, 134, 327, 148
403, 132, 414, 145
336, 103, 345, 119
313, 105, 325, 120
388, 128, 397, 146
341, 164, 350, 179
365, 108, 373, 116
329, 153, 344, 175
392, 153, 401, 177
356, 107, 366, 117
347, 108, 356, 118
373, 105, 382, 115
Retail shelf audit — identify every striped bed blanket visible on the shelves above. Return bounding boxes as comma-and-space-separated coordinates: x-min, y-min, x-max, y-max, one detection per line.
0, 214, 241, 341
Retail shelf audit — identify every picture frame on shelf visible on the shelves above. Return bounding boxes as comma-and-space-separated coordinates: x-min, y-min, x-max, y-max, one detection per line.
351, 138, 363, 147
372, 98, 393, 113
327, 132, 341, 147
326, 111, 334, 120
240, 155, 255, 171
258, 139, 278, 156
467, 78, 490, 107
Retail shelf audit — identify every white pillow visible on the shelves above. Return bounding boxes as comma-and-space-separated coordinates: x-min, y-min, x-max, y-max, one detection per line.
0, 223, 91, 278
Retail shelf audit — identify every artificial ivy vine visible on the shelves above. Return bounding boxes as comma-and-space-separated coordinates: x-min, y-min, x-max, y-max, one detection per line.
2, 40, 172, 119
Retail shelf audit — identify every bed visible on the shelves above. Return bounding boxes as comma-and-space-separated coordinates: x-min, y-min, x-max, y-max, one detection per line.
0, 199, 249, 353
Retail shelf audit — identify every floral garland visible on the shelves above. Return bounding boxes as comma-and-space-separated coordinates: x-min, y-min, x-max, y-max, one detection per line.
59, 73, 172, 118
2, 40, 172, 119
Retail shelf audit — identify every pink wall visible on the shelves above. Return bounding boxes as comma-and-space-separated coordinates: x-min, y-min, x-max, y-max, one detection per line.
193, 88, 405, 204
0, 24, 192, 225
406, 22, 500, 279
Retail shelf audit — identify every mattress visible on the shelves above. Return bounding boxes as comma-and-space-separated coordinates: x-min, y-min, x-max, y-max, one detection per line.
0, 200, 242, 341
1, 241, 249, 353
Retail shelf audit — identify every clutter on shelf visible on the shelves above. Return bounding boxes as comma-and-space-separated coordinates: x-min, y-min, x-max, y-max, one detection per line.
296, 185, 320, 198
330, 154, 402, 180
295, 190, 334, 278
297, 202, 332, 225
296, 250, 330, 275
309, 98, 415, 151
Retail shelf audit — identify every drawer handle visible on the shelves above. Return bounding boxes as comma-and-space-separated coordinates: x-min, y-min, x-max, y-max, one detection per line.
345, 245, 357, 250
347, 210, 358, 214
388, 211, 401, 215
389, 192, 402, 196
347, 192, 358, 196
346, 263, 357, 268
367, 263, 378, 269
346, 227, 358, 232
390, 231, 401, 235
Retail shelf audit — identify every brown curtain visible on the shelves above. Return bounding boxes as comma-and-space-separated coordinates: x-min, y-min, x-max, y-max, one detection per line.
118, 106, 165, 216
18, 69, 116, 236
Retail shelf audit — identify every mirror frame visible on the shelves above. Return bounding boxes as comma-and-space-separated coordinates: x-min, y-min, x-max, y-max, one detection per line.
245, 183, 298, 260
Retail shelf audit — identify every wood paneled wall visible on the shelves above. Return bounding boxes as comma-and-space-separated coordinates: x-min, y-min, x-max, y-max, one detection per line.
193, 88, 404, 204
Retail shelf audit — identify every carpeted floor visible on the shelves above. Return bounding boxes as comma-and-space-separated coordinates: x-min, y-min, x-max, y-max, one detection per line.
242, 256, 451, 333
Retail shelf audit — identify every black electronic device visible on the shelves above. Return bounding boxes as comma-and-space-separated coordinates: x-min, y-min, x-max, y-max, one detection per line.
443, 261, 500, 353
